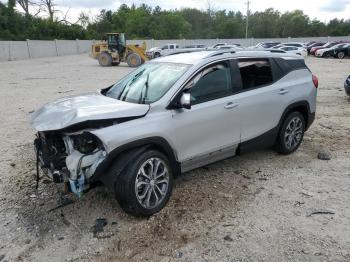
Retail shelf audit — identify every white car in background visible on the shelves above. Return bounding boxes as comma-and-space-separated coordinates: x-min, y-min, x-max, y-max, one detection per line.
211, 43, 241, 49
216, 45, 243, 50
273, 42, 306, 49
278, 46, 307, 57
146, 44, 180, 58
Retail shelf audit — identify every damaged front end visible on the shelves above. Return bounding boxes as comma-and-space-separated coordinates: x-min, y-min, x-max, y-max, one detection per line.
35, 131, 106, 197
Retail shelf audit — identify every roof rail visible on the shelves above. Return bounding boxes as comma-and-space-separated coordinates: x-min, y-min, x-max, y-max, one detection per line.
204, 50, 236, 58
266, 49, 287, 53
237, 48, 287, 53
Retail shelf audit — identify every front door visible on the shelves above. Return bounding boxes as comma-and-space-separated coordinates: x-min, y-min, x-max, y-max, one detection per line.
172, 60, 241, 171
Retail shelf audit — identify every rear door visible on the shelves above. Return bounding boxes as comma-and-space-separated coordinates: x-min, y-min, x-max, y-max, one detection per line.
231, 58, 288, 142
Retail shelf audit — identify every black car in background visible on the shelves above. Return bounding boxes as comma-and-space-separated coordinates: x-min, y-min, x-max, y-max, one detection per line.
319, 43, 349, 58
345, 75, 350, 96
332, 43, 350, 59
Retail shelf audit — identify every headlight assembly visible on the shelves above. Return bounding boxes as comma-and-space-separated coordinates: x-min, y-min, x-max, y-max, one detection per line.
71, 132, 102, 154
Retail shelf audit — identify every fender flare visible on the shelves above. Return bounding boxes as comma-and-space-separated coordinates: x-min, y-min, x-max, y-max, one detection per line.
93, 137, 180, 187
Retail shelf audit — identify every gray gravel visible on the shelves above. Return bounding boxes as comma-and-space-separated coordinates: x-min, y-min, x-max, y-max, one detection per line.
0, 55, 349, 262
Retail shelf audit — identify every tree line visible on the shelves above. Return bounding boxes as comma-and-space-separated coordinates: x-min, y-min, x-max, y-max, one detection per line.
1, 1, 349, 41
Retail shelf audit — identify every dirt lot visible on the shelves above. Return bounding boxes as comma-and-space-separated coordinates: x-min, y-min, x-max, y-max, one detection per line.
0, 54, 349, 262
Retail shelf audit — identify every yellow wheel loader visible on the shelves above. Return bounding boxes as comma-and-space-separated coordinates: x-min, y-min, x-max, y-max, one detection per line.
90, 33, 148, 68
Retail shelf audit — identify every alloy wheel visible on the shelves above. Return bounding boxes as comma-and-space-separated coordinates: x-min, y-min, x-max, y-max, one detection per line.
284, 116, 303, 151
135, 157, 170, 209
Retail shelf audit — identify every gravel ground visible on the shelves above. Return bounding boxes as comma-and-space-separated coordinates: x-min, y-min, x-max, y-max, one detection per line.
0, 54, 349, 262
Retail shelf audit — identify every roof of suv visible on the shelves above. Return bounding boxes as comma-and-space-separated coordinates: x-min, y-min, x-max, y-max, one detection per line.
153, 50, 302, 65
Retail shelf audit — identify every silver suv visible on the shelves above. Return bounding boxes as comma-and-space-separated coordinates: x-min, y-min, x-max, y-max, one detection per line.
31, 50, 318, 216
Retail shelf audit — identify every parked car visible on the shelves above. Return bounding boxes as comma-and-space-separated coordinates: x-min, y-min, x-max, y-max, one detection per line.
278, 46, 307, 57
211, 43, 228, 48
217, 45, 242, 50
250, 42, 280, 49
333, 43, 350, 59
315, 43, 349, 57
307, 42, 326, 54
310, 42, 338, 55
211, 43, 241, 49
145, 47, 160, 59
146, 44, 180, 58
306, 41, 316, 46
345, 75, 350, 96
183, 44, 207, 49
273, 42, 306, 49
31, 50, 317, 217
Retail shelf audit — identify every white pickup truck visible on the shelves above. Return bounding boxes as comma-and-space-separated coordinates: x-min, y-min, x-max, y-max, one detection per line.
146, 44, 179, 58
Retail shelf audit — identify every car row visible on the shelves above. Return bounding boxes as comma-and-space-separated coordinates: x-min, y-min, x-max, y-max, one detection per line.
308, 41, 350, 58
146, 43, 242, 58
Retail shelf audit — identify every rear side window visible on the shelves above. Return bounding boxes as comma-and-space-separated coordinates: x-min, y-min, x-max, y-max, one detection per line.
238, 59, 273, 90
273, 58, 307, 78
189, 61, 232, 105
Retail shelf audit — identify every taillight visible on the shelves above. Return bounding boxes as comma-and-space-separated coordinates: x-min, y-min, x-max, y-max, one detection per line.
312, 74, 318, 88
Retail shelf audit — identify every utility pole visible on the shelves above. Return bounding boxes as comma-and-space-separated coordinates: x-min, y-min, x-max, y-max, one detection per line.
245, 0, 251, 39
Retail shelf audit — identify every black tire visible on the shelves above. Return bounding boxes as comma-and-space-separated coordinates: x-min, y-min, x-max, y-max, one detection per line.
98, 52, 112, 66
114, 150, 173, 217
337, 52, 345, 59
126, 53, 142, 68
276, 111, 305, 155
112, 62, 120, 66
154, 52, 161, 58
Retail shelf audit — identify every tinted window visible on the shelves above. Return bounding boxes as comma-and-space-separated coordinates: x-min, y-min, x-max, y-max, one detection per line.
189, 62, 232, 105
238, 59, 273, 90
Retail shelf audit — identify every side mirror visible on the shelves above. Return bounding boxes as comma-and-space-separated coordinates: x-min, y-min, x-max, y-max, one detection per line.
180, 93, 191, 109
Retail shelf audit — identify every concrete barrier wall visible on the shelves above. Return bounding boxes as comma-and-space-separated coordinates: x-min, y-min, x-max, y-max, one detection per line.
9, 41, 29, 60
28, 40, 57, 58
0, 39, 95, 61
1, 37, 349, 62
77, 40, 94, 53
0, 41, 10, 61
56, 40, 77, 56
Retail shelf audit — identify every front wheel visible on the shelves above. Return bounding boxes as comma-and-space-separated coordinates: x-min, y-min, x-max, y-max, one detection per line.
126, 53, 142, 68
276, 112, 305, 155
337, 52, 345, 59
115, 150, 173, 217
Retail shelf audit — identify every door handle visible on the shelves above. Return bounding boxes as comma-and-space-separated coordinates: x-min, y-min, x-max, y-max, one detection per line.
278, 89, 288, 95
224, 102, 239, 109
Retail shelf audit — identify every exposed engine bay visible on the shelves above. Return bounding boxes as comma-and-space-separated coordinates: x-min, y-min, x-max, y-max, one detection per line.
35, 131, 106, 197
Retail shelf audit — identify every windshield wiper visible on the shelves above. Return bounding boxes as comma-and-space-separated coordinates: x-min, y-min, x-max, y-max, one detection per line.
138, 73, 150, 104
120, 70, 145, 101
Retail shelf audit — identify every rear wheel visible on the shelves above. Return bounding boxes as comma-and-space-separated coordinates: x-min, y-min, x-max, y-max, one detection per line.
337, 52, 345, 59
126, 53, 142, 68
276, 112, 305, 155
114, 150, 173, 217
98, 52, 112, 66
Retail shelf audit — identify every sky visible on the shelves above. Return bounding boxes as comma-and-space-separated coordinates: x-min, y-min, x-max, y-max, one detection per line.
3, 0, 350, 23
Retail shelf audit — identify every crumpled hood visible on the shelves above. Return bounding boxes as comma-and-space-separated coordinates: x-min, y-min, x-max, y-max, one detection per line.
30, 92, 150, 131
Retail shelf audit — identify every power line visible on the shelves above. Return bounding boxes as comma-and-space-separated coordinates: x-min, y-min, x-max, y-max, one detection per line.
245, 0, 251, 39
